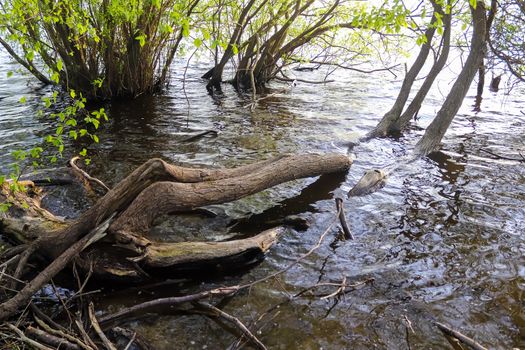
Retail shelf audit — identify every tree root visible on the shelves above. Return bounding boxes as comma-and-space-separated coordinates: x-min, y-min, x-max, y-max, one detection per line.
0, 153, 351, 322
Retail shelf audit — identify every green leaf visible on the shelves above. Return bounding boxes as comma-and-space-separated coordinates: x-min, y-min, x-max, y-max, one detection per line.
0, 203, 11, 213
51, 71, 60, 84
182, 19, 190, 37
19, 96, 27, 104
7, 71, 13, 78
135, 33, 147, 47
79, 148, 87, 156
70, 89, 76, 99
42, 97, 52, 108
194, 38, 202, 48
57, 60, 63, 71
26, 50, 34, 61
469, 0, 477, 9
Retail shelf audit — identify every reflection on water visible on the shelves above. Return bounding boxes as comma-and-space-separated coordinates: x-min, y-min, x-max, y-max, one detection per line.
1, 50, 525, 349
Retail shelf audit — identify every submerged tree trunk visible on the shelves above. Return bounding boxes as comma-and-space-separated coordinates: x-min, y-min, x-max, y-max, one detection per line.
415, 3, 487, 155
473, 0, 498, 111
366, 12, 438, 138
392, 5, 451, 132
0, 153, 351, 321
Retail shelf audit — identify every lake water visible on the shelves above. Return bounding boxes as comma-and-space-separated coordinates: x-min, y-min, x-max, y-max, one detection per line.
1, 48, 524, 349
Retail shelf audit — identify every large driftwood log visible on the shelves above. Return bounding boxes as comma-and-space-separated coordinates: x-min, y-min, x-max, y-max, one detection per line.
0, 153, 351, 321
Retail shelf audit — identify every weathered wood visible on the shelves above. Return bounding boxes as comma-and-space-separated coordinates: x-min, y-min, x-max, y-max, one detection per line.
134, 226, 284, 268
347, 169, 387, 197
110, 153, 351, 237
0, 153, 351, 320
415, 3, 487, 155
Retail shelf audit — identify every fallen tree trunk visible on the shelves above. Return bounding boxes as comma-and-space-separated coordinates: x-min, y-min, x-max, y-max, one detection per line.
0, 153, 351, 321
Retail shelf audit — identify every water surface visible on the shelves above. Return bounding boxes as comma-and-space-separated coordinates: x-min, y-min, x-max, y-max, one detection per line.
1, 49, 524, 349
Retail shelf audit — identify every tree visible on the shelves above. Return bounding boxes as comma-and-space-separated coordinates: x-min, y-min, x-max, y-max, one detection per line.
368, 0, 452, 138
415, 1, 487, 155
0, 0, 200, 99
488, 0, 525, 82
201, 0, 410, 91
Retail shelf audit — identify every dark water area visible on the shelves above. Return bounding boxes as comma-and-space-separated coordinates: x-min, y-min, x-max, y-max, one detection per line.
1, 48, 525, 349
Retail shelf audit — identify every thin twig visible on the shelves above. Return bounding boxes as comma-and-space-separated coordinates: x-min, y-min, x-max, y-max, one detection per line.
196, 302, 267, 350
479, 148, 525, 162
122, 332, 137, 350
335, 198, 353, 240
435, 322, 488, 350
74, 319, 99, 350
99, 286, 240, 324
70, 157, 110, 192
88, 302, 117, 350
320, 276, 347, 299
181, 130, 219, 143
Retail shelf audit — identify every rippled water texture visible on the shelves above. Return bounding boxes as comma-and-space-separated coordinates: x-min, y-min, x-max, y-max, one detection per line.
1, 49, 525, 349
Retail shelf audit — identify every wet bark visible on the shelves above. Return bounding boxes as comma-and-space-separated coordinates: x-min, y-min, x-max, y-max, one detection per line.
415, 3, 487, 155
392, 6, 451, 131
474, 0, 498, 111
0, 153, 351, 320
366, 12, 438, 138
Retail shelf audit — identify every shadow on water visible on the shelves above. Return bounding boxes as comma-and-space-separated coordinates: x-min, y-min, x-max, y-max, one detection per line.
1, 50, 525, 348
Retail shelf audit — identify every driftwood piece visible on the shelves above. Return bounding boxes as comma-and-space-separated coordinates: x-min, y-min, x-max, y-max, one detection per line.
0, 153, 351, 321
7, 323, 54, 350
25, 326, 82, 350
334, 198, 353, 239
347, 169, 387, 197
133, 226, 284, 268
436, 322, 488, 350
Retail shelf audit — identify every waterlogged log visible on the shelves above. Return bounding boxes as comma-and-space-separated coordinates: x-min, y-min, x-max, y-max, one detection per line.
134, 226, 285, 268
0, 153, 350, 321
347, 169, 387, 197
1, 153, 350, 278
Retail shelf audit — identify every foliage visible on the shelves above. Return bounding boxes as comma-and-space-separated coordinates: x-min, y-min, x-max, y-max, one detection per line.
199, 0, 412, 89
489, 0, 525, 82
0, 0, 199, 99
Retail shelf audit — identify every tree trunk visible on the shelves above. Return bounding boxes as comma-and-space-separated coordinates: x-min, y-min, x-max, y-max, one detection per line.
391, 5, 451, 132
366, 13, 438, 138
473, 0, 498, 111
0, 153, 351, 320
415, 3, 487, 155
